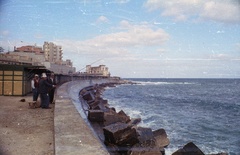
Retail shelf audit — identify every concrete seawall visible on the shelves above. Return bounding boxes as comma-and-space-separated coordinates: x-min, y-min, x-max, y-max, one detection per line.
54, 79, 119, 155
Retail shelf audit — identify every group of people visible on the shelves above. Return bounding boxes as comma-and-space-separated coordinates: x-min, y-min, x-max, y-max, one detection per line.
31, 72, 56, 109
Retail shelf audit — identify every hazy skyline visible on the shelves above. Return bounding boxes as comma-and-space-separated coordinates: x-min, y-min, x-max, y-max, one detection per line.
0, 0, 240, 78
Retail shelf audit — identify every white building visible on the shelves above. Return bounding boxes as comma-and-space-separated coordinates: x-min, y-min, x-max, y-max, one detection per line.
86, 65, 110, 77
43, 41, 63, 63
0, 42, 75, 74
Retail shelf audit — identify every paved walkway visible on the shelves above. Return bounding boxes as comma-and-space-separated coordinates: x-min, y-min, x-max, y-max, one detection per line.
54, 79, 118, 155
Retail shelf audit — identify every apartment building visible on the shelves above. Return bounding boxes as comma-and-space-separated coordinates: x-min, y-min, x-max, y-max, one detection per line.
0, 42, 75, 74
0, 45, 45, 66
86, 65, 110, 77
43, 41, 63, 63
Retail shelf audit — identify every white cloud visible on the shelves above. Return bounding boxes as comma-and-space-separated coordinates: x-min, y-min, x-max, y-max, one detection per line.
200, 1, 240, 24
109, 0, 130, 4
54, 20, 169, 57
115, 0, 130, 4
236, 43, 240, 51
96, 16, 109, 23
144, 0, 240, 24
1, 30, 9, 36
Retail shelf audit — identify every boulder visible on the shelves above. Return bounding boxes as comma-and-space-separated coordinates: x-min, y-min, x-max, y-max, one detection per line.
104, 109, 130, 126
88, 110, 104, 122
103, 122, 139, 146
82, 91, 95, 102
153, 128, 170, 148
128, 118, 142, 127
208, 153, 228, 155
136, 127, 154, 143
172, 142, 205, 155
118, 110, 131, 123
91, 101, 107, 110
129, 140, 162, 155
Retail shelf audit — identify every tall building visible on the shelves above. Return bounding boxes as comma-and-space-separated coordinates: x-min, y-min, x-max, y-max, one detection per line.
43, 42, 63, 63
0, 41, 75, 74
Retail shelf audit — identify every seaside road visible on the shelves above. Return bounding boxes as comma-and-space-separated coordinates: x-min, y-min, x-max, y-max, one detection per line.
54, 79, 116, 155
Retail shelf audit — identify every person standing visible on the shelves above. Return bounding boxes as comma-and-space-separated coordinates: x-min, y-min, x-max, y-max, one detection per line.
39, 73, 55, 109
47, 72, 56, 104
31, 74, 39, 103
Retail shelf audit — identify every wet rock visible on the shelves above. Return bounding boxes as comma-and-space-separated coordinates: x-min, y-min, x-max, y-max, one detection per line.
88, 110, 104, 122
172, 142, 205, 155
103, 109, 131, 126
103, 122, 139, 146
208, 153, 228, 155
153, 128, 170, 148
91, 101, 107, 110
127, 127, 164, 155
129, 140, 162, 155
118, 110, 131, 123
136, 127, 154, 143
128, 118, 142, 127
82, 91, 95, 103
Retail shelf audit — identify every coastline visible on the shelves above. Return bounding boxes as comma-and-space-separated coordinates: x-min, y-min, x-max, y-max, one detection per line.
0, 78, 231, 155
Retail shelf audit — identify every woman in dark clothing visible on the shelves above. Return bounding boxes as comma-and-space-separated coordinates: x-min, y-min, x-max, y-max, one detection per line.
38, 73, 56, 109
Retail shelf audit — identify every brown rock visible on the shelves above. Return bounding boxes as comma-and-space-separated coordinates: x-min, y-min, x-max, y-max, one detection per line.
129, 140, 162, 155
82, 91, 95, 102
128, 118, 142, 127
104, 109, 130, 126
88, 110, 104, 122
208, 153, 228, 155
136, 127, 154, 143
153, 128, 170, 148
103, 122, 139, 146
118, 110, 131, 123
172, 142, 205, 155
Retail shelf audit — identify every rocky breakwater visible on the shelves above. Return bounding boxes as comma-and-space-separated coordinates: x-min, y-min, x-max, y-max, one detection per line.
79, 82, 228, 155
79, 82, 169, 155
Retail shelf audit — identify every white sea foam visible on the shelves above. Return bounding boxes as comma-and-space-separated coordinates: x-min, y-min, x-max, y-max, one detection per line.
134, 81, 196, 86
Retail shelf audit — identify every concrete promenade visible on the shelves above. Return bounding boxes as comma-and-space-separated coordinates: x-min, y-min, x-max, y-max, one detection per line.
54, 79, 118, 155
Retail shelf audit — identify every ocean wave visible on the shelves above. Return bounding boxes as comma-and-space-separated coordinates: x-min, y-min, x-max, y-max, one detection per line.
134, 81, 196, 86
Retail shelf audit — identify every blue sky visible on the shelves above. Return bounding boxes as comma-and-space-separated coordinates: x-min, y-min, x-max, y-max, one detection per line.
0, 0, 240, 78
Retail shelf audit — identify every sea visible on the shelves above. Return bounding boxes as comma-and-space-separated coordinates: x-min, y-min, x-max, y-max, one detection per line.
102, 78, 240, 155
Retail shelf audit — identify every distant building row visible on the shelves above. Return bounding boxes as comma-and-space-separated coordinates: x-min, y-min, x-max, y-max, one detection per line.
0, 42, 75, 74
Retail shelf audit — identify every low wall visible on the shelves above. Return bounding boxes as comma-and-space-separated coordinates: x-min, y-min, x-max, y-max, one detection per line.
54, 78, 119, 155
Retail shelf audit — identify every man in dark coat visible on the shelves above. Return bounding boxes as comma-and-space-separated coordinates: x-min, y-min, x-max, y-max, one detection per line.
38, 73, 56, 109
47, 72, 56, 104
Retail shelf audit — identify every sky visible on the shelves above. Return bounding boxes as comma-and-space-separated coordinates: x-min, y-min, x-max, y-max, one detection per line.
0, 0, 240, 78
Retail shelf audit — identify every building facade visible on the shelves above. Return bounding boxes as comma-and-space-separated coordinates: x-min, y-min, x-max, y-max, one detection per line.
86, 65, 110, 77
43, 42, 63, 63
0, 42, 75, 74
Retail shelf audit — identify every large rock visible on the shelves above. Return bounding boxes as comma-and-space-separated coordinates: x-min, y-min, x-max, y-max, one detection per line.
172, 142, 205, 155
208, 153, 228, 155
153, 128, 170, 148
88, 110, 104, 122
118, 110, 131, 123
82, 91, 95, 102
104, 109, 131, 126
128, 127, 165, 155
103, 122, 139, 146
129, 140, 162, 155
128, 118, 142, 127
136, 127, 154, 143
